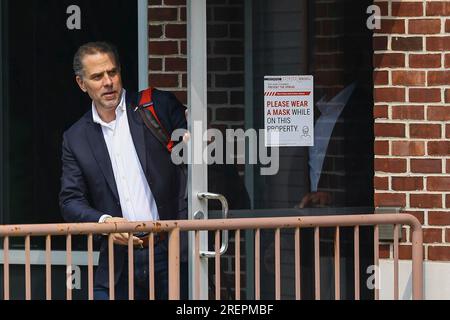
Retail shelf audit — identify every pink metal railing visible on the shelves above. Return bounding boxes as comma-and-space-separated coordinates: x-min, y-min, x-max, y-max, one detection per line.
0, 214, 423, 300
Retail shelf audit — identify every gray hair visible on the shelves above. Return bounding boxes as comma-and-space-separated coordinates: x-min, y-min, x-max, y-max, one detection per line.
73, 42, 121, 78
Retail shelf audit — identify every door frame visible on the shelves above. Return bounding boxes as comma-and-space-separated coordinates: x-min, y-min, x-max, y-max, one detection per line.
187, 0, 209, 300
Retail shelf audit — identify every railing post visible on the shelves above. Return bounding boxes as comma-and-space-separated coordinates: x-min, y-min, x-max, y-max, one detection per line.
410, 222, 424, 300
168, 228, 180, 300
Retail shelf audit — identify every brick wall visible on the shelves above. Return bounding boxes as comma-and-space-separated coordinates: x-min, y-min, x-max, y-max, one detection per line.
374, 1, 450, 261
149, 0, 187, 104
148, 0, 245, 131
207, 0, 245, 132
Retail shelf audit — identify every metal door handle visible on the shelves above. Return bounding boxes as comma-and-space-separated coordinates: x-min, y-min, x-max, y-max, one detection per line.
197, 192, 229, 258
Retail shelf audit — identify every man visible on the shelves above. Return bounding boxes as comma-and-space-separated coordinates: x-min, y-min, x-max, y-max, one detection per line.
59, 42, 187, 300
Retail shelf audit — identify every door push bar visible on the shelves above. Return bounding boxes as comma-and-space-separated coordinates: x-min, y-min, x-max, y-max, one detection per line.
196, 192, 229, 258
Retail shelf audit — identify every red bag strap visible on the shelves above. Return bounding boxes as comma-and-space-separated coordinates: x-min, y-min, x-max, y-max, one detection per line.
137, 88, 174, 153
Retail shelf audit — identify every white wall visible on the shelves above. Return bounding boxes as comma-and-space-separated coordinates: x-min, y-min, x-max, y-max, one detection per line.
380, 259, 450, 300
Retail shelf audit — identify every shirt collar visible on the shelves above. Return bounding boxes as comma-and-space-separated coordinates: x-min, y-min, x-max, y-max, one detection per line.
316, 83, 356, 115
92, 89, 127, 126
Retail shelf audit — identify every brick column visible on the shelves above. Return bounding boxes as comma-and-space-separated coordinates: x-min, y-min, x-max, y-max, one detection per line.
374, 1, 450, 261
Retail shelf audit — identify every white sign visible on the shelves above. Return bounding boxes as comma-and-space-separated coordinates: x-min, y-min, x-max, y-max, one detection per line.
264, 75, 314, 147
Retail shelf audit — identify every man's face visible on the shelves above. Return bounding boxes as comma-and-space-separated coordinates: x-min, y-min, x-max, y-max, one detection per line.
76, 52, 123, 112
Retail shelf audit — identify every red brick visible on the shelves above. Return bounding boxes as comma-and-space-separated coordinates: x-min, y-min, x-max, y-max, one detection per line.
409, 54, 441, 68
392, 2, 424, 17
410, 194, 443, 209
374, 88, 405, 103
374, 140, 389, 155
401, 210, 425, 225
207, 24, 228, 38
399, 245, 412, 260
446, 125, 450, 139
165, 24, 187, 39
411, 159, 442, 174
409, 89, 442, 103
391, 37, 423, 51
180, 7, 186, 21
428, 246, 450, 261
149, 0, 162, 4
165, 58, 187, 72
392, 141, 425, 156
446, 229, 450, 242
428, 177, 450, 192
149, 25, 163, 38
216, 108, 245, 121
424, 229, 443, 243
447, 195, 450, 208
428, 141, 450, 156
208, 92, 227, 104
428, 107, 450, 121
375, 193, 406, 207
374, 123, 405, 138
374, 105, 389, 119
446, 20, 450, 33
374, 53, 405, 68
392, 177, 424, 191
448, 159, 450, 173
180, 41, 187, 55
172, 91, 187, 105
149, 41, 178, 55
208, 58, 228, 71
374, 1, 389, 16
215, 74, 245, 88
149, 8, 178, 21
409, 19, 441, 34
410, 124, 441, 139
429, 212, 450, 226
446, 89, 450, 103
149, 73, 179, 87
446, 54, 450, 68
428, 71, 450, 86
426, 2, 450, 16
374, 176, 389, 190
374, 71, 389, 85
380, 19, 406, 34
375, 158, 407, 173
392, 71, 425, 86
149, 58, 162, 71
427, 37, 450, 51
214, 7, 244, 22
392, 106, 424, 120
373, 36, 388, 51
379, 244, 391, 259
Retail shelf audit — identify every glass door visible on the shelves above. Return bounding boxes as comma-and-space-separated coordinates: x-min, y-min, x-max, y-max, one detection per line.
188, 0, 375, 300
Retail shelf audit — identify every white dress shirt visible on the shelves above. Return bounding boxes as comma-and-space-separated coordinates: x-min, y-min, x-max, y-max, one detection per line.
92, 90, 159, 223
309, 83, 356, 192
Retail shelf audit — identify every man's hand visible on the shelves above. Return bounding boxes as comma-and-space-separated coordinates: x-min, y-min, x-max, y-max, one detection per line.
297, 192, 332, 209
103, 217, 143, 246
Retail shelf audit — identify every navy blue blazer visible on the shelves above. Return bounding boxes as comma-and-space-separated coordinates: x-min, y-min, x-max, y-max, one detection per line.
59, 89, 187, 288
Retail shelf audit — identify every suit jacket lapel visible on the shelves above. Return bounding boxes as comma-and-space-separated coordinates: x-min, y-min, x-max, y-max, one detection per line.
126, 93, 148, 177
85, 114, 120, 202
